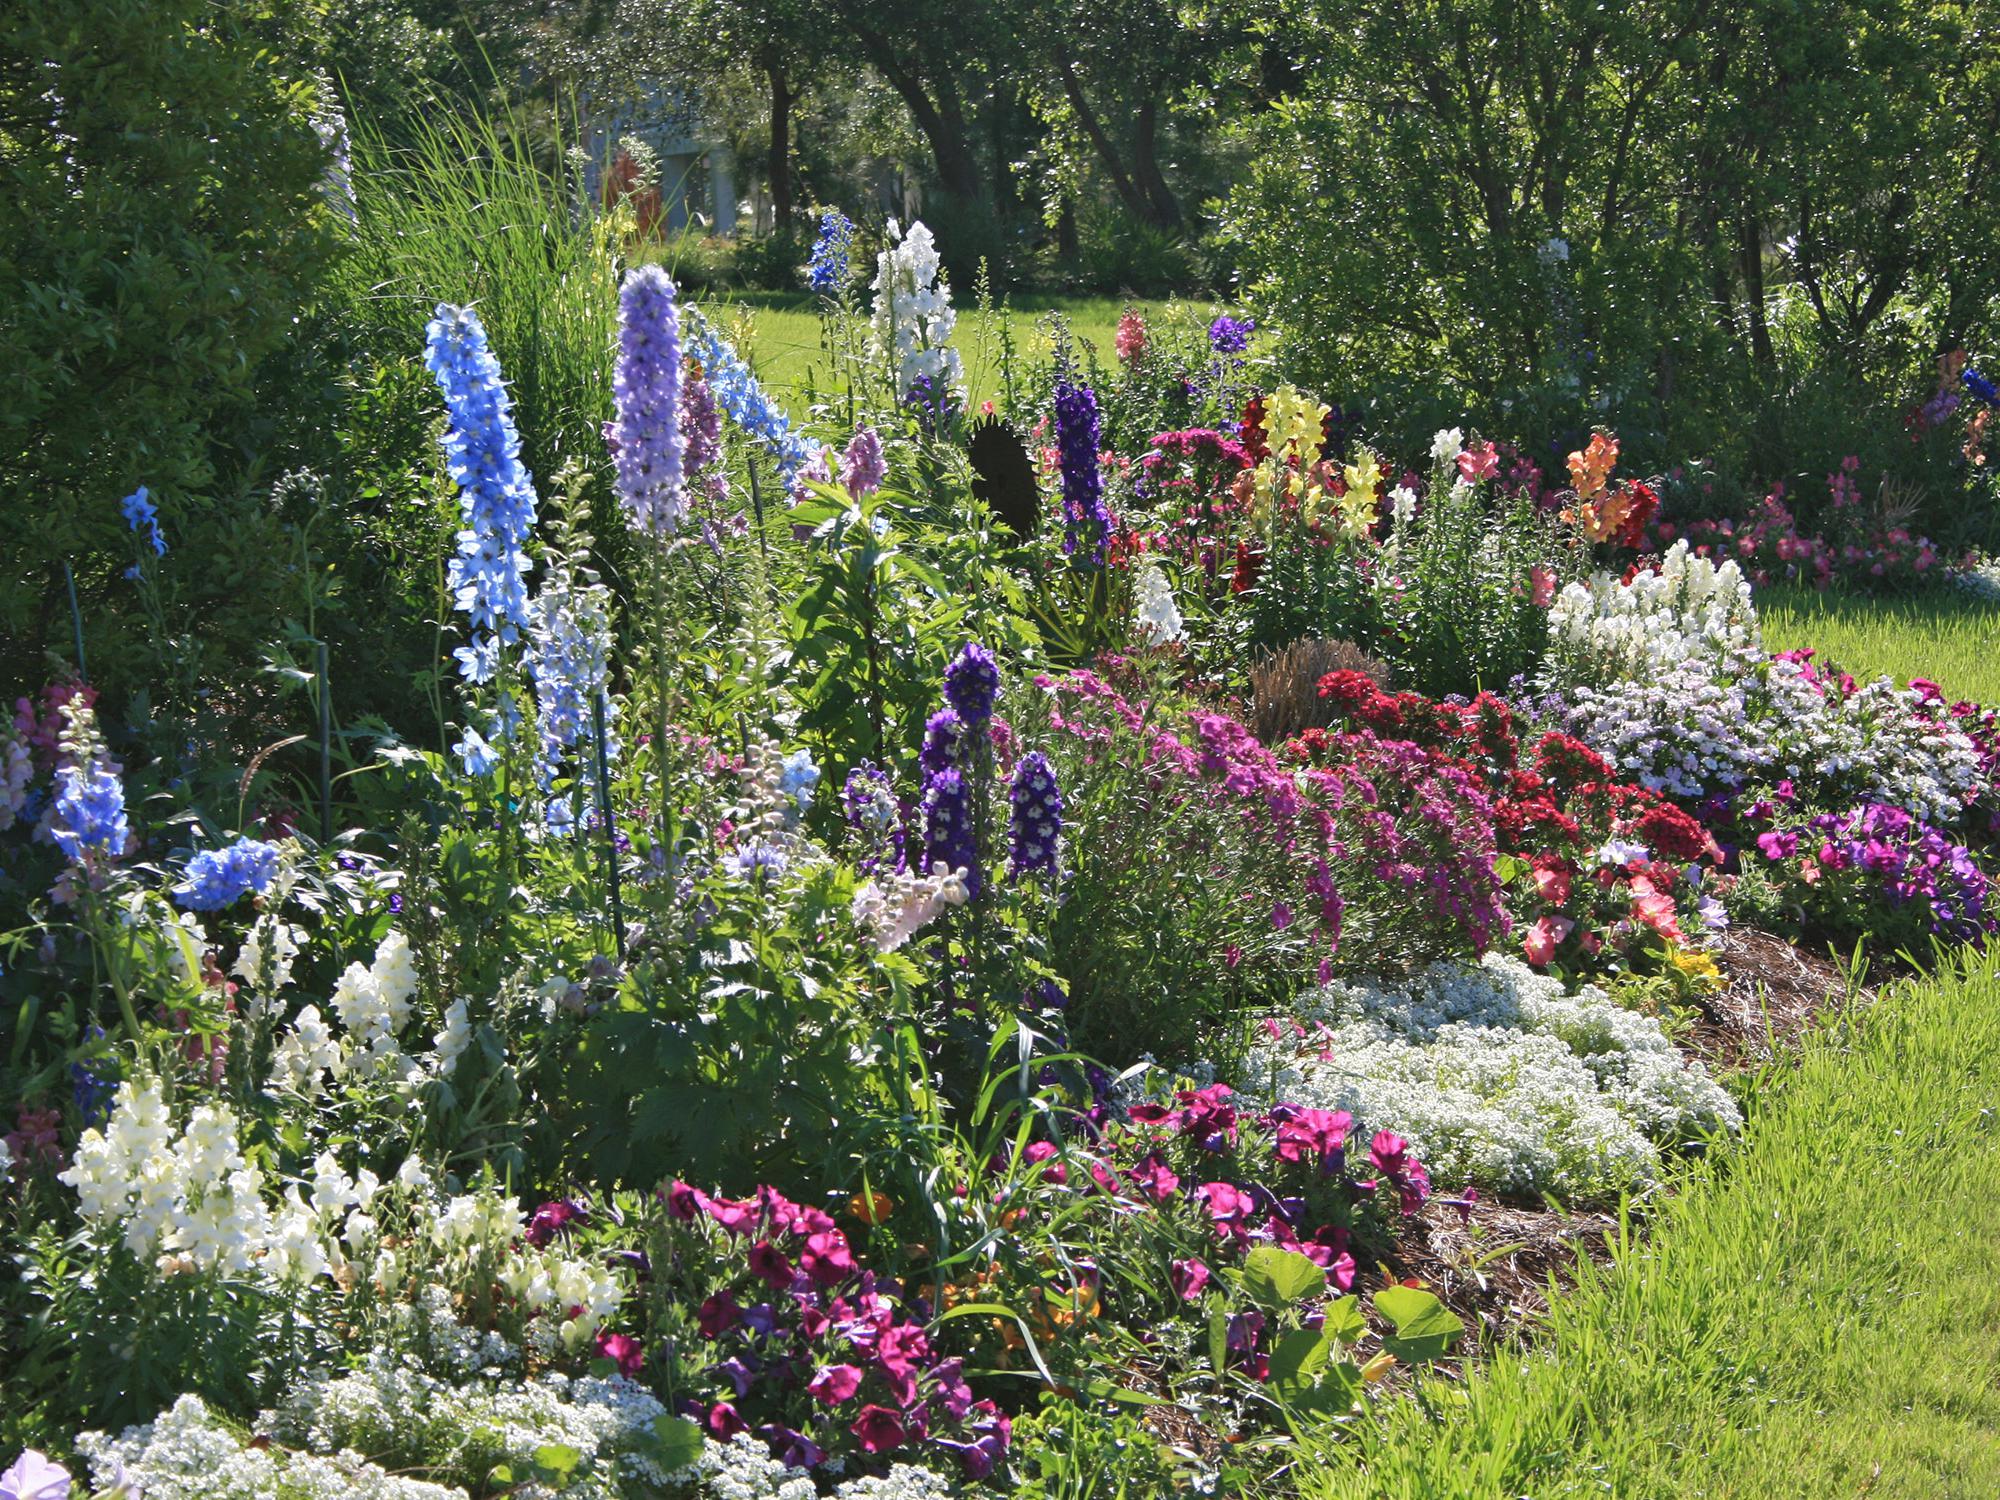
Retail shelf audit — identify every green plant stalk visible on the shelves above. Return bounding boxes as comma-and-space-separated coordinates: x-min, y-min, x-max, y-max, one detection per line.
593, 688, 624, 958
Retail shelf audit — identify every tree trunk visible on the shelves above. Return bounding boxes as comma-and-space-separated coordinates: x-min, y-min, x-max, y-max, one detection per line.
767, 61, 793, 232
1738, 213, 1773, 368
1057, 197, 1078, 259
1133, 98, 1182, 230
838, 15, 982, 203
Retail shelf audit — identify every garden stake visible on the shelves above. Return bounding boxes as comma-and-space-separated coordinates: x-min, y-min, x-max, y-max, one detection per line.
64, 560, 88, 681
594, 689, 625, 958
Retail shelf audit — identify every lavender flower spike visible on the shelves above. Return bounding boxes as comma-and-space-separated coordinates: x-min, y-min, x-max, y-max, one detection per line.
611, 265, 686, 536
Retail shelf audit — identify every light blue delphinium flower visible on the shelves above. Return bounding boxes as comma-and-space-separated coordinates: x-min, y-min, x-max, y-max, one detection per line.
50, 763, 128, 863
174, 838, 283, 911
121, 486, 166, 556
424, 303, 538, 686
683, 311, 824, 495
777, 749, 820, 827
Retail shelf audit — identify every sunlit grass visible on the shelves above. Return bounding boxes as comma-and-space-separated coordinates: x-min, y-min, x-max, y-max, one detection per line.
1759, 582, 2000, 704
1289, 943, 2000, 1500
698, 293, 1204, 413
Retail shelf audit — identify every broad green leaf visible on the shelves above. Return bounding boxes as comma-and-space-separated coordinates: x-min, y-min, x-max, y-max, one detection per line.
1242, 1245, 1327, 1306
1267, 1327, 1331, 1391
1374, 1285, 1465, 1364
1320, 1293, 1366, 1345
534, 1443, 581, 1478
652, 1415, 705, 1471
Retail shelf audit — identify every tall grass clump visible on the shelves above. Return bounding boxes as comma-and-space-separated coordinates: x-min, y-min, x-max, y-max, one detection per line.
331, 103, 620, 489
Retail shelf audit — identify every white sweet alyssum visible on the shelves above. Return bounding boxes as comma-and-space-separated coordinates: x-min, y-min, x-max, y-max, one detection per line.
870, 219, 964, 401
270, 1353, 671, 1500
1242, 954, 1740, 1197
77, 1393, 466, 1500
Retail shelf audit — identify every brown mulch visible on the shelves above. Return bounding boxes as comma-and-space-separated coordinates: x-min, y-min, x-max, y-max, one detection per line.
1679, 926, 1861, 1070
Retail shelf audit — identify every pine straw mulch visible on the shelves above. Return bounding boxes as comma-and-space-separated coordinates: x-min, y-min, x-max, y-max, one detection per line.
1375, 927, 1858, 1361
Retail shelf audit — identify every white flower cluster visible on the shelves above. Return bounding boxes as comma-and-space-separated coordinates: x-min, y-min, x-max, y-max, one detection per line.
272, 929, 424, 1093
1952, 556, 2000, 603
1242, 954, 1740, 1197
850, 862, 968, 952
77, 1394, 467, 1500
232, 914, 305, 1008
673, 1433, 955, 1500
271, 1355, 670, 1500
395, 1186, 624, 1355
870, 219, 963, 401
1133, 558, 1185, 645
57, 1079, 376, 1282
0, 724, 31, 833
1544, 540, 1760, 686
1562, 655, 1980, 819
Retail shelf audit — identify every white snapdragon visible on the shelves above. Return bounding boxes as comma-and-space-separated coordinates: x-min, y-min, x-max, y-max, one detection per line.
870, 219, 964, 401
60, 1082, 287, 1274
269, 1004, 342, 1095
1133, 558, 1186, 645
331, 930, 418, 1046
1429, 427, 1464, 466
1544, 539, 1761, 687
233, 916, 304, 999
432, 997, 474, 1077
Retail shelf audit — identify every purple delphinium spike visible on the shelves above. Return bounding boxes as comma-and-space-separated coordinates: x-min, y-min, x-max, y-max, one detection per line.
1054, 380, 1111, 564
1008, 751, 1063, 879
610, 266, 686, 535
943, 642, 1000, 728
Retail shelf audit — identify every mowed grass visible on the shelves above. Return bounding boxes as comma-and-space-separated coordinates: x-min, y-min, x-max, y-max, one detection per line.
1759, 582, 2000, 704
1291, 941, 2000, 1500
696, 293, 1204, 412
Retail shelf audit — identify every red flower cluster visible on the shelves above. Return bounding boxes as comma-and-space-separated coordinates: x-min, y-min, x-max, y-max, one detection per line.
1299, 675, 1722, 971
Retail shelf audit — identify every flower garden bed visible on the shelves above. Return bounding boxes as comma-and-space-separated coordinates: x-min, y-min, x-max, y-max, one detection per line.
3, 211, 1998, 1499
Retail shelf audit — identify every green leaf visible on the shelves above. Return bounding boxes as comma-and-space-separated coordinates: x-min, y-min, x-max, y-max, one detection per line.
1208, 1304, 1230, 1377
1374, 1285, 1465, 1364
1320, 1293, 1366, 1346
1242, 1245, 1327, 1306
652, 1415, 705, 1472
1267, 1327, 1331, 1391
534, 1443, 582, 1478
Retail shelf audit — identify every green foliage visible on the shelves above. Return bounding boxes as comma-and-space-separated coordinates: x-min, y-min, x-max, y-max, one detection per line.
0, 0, 340, 695
1221, 0, 2000, 518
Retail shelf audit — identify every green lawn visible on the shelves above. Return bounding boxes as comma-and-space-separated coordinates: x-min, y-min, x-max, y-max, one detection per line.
1759, 582, 2000, 704
693, 293, 1205, 411
1292, 942, 2000, 1499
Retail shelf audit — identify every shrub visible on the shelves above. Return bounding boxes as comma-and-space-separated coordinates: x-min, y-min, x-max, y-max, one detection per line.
0, 0, 340, 696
